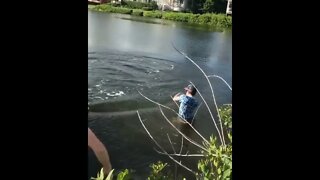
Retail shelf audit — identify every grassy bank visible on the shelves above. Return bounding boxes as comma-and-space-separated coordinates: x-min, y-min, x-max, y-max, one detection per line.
89, 4, 232, 29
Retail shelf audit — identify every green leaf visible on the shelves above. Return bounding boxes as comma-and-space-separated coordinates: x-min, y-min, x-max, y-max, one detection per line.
117, 169, 130, 180
223, 169, 231, 179
224, 157, 231, 165
100, 168, 105, 178
217, 168, 221, 175
200, 164, 205, 171
105, 169, 114, 180
228, 133, 232, 141
213, 160, 218, 167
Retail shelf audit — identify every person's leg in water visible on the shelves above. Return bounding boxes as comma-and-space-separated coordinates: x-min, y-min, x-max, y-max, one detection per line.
180, 121, 193, 150
171, 116, 195, 153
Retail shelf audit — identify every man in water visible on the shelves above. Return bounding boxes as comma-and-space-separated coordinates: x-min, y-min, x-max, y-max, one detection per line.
88, 128, 112, 175
172, 84, 199, 124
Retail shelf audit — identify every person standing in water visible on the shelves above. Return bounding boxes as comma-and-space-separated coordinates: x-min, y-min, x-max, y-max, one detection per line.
172, 84, 199, 124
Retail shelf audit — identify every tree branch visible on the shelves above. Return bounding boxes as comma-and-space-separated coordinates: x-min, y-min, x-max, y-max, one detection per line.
179, 135, 184, 154
172, 43, 226, 146
188, 81, 225, 146
167, 133, 176, 154
154, 148, 204, 157
137, 111, 197, 175
207, 74, 232, 91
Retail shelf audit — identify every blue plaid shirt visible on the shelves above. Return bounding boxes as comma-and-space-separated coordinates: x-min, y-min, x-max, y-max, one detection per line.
178, 95, 198, 122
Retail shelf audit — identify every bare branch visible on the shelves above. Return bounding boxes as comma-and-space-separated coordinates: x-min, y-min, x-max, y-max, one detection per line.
191, 102, 202, 125
207, 74, 232, 91
172, 43, 226, 146
138, 91, 209, 145
179, 135, 184, 154
158, 106, 208, 152
154, 148, 231, 159
188, 81, 224, 146
154, 148, 204, 157
138, 90, 178, 114
167, 134, 176, 154
137, 111, 197, 175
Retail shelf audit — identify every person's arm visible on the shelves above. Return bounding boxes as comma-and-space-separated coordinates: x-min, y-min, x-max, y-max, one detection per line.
88, 128, 112, 175
172, 93, 182, 101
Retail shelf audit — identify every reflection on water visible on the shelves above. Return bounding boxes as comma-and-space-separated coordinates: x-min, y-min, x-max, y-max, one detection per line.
88, 10, 231, 179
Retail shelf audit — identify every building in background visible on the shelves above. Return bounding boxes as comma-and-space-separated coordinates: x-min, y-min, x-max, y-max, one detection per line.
226, 0, 232, 16
88, 0, 110, 4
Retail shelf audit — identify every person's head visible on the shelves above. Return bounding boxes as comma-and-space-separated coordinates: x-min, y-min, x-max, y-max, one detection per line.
184, 84, 197, 96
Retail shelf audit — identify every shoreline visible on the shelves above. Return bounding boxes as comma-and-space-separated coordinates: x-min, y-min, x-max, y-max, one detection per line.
88, 4, 232, 30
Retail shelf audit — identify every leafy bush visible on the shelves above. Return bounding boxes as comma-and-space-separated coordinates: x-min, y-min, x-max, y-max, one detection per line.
91, 168, 132, 180
148, 161, 172, 180
197, 105, 232, 180
117, 169, 132, 180
187, 14, 200, 24
91, 4, 132, 14
197, 13, 212, 24
90, 4, 231, 29
162, 12, 192, 22
197, 137, 232, 180
143, 11, 162, 18
113, 8, 132, 14
132, 10, 143, 16
219, 104, 232, 130
122, 1, 158, 10
91, 162, 170, 180
208, 13, 231, 28
91, 168, 114, 180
